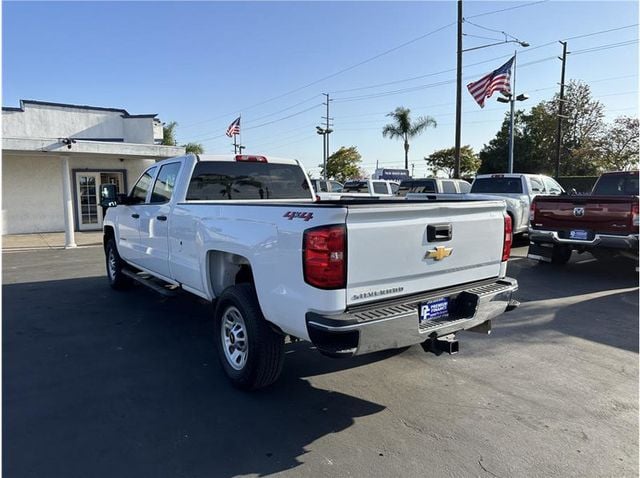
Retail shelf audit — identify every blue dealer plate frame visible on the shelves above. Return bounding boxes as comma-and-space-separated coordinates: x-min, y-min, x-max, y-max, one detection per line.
419, 297, 450, 325
569, 229, 589, 240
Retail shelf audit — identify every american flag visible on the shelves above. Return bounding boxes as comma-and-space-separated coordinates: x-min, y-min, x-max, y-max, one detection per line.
467, 56, 515, 108
225, 116, 241, 137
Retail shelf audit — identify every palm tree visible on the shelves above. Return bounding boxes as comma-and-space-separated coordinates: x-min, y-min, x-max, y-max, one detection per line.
382, 107, 437, 170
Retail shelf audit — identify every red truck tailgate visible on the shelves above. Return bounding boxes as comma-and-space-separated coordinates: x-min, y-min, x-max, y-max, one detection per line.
532, 195, 639, 234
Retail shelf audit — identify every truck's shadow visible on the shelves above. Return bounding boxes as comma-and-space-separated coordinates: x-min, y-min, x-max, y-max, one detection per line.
4, 277, 391, 478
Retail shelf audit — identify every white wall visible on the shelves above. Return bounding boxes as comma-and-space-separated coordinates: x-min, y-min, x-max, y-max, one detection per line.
2, 154, 65, 234
2, 153, 155, 234
3, 103, 157, 144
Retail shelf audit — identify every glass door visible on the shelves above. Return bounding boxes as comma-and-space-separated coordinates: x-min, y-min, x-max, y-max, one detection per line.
75, 172, 102, 230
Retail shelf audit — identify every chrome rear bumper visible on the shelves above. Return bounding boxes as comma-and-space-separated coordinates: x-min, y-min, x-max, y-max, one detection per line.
305, 277, 518, 357
529, 228, 639, 250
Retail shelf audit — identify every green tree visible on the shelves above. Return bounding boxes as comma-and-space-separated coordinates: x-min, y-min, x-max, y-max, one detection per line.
478, 80, 607, 176
382, 107, 437, 170
183, 142, 204, 154
162, 121, 178, 146
425, 145, 480, 178
320, 146, 363, 183
599, 116, 639, 171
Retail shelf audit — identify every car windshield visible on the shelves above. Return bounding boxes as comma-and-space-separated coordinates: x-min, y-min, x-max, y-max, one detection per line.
592, 173, 639, 195
471, 177, 523, 194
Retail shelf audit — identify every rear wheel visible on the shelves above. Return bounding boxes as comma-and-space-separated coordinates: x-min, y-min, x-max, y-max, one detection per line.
105, 239, 131, 290
214, 284, 285, 390
551, 244, 572, 265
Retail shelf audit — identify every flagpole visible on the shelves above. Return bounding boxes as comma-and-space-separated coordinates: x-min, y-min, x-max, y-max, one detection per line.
508, 50, 517, 174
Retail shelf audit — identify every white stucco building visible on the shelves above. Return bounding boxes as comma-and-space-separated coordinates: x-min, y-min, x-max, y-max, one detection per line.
2, 100, 184, 245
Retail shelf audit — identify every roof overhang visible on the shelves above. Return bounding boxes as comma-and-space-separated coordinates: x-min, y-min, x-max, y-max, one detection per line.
3, 137, 184, 159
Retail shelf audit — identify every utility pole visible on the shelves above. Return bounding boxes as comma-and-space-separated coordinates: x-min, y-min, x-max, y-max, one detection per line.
555, 41, 568, 179
453, 0, 463, 179
321, 93, 333, 180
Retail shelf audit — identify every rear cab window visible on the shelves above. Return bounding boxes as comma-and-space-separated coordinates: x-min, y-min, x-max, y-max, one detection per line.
186, 161, 311, 200
397, 179, 436, 196
471, 177, 523, 194
593, 173, 640, 195
343, 181, 369, 193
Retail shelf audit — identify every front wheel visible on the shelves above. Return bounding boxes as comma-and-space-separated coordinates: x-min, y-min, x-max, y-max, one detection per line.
105, 239, 131, 290
214, 284, 285, 390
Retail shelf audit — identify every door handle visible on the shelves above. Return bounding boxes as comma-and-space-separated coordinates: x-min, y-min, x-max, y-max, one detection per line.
157, 215, 167, 221
131, 213, 139, 219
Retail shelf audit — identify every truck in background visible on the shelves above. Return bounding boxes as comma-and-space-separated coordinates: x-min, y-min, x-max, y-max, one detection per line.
528, 170, 639, 265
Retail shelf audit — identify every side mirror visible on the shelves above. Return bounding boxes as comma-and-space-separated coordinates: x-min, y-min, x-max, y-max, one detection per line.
100, 184, 119, 209
569, 188, 577, 196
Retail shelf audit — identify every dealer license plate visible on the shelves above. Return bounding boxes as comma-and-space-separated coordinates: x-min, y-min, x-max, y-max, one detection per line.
569, 229, 589, 240
419, 297, 449, 325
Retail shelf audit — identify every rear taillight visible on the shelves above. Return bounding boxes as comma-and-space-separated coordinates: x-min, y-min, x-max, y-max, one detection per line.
632, 203, 639, 227
530, 201, 537, 222
303, 225, 346, 289
502, 214, 513, 262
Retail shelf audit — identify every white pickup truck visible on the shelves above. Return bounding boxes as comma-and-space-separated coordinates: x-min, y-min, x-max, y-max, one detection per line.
470, 173, 565, 235
103, 154, 518, 390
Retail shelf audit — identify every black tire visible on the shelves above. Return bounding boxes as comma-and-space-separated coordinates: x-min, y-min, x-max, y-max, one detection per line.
551, 244, 572, 265
105, 239, 131, 290
214, 284, 285, 390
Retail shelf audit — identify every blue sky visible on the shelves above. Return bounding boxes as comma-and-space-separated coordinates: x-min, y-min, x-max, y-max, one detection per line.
3, 1, 638, 177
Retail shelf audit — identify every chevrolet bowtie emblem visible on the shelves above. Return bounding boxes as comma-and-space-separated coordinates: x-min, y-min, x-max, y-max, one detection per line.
426, 246, 453, 261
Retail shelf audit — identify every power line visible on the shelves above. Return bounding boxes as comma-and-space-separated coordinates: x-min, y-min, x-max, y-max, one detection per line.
181, 1, 554, 133
329, 24, 638, 96
572, 39, 639, 55
466, 0, 549, 19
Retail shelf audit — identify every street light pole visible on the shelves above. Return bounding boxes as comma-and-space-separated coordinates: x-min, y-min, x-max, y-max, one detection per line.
508, 51, 517, 174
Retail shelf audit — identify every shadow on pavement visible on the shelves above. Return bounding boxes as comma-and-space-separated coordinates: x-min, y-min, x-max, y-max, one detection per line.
3, 277, 390, 478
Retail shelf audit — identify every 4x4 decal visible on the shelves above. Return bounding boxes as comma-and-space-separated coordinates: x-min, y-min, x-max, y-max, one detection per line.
283, 211, 314, 221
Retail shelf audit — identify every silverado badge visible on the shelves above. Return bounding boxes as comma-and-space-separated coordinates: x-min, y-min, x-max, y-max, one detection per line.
426, 246, 453, 261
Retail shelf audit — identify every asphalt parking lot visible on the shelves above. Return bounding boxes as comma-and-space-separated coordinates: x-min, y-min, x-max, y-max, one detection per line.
3, 242, 638, 478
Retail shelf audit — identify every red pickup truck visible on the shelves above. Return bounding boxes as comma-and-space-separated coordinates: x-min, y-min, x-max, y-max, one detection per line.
528, 171, 639, 265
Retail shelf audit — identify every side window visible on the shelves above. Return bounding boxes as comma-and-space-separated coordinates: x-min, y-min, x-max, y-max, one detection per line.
458, 181, 471, 193
150, 162, 182, 204
373, 181, 388, 194
543, 177, 563, 194
442, 180, 456, 193
319, 181, 329, 192
130, 167, 157, 203
529, 177, 544, 193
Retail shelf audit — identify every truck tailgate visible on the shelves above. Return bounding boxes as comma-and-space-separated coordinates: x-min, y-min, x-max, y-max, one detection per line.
533, 195, 638, 234
345, 200, 506, 306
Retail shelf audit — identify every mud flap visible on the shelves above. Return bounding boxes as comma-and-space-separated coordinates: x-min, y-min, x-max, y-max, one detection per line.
527, 242, 553, 262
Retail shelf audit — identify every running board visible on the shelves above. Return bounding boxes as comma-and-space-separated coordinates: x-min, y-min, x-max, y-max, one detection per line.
121, 269, 179, 297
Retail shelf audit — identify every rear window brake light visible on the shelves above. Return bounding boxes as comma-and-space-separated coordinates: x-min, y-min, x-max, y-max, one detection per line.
235, 155, 268, 162
491, 174, 504, 178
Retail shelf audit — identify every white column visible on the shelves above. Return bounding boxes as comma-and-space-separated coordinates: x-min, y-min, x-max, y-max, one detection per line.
61, 155, 77, 248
